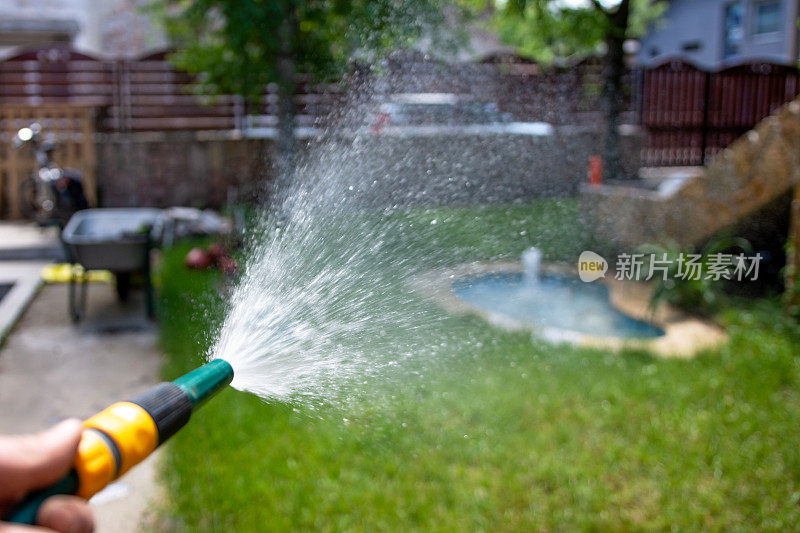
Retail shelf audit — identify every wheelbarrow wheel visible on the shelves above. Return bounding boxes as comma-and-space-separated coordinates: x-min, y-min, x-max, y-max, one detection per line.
115, 272, 131, 302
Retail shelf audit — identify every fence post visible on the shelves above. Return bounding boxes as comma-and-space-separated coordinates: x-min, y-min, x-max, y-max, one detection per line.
233, 95, 245, 132
81, 107, 97, 206
787, 183, 800, 311
634, 65, 644, 127
634, 65, 646, 167
6, 107, 21, 219
700, 70, 711, 165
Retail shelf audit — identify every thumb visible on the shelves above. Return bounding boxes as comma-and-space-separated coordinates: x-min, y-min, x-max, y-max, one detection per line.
0, 419, 83, 504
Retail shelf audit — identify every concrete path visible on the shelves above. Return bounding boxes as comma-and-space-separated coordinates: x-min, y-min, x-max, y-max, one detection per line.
0, 280, 164, 532
0, 222, 63, 261
0, 261, 49, 340
0, 222, 62, 339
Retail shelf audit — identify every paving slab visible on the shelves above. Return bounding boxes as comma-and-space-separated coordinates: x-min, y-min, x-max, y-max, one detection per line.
0, 222, 64, 261
0, 281, 164, 533
0, 261, 49, 340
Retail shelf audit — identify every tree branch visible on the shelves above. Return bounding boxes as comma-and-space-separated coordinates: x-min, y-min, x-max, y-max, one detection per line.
589, 0, 607, 15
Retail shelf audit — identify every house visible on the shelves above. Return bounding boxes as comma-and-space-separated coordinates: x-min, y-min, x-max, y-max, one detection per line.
638, 0, 800, 67
0, 0, 166, 58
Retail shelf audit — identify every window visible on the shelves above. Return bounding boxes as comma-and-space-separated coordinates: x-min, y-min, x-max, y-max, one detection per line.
723, 2, 744, 59
754, 1, 781, 34
681, 41, 703, 52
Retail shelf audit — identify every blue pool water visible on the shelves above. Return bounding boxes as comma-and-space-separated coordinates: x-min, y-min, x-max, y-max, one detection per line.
452, 273, 664, 339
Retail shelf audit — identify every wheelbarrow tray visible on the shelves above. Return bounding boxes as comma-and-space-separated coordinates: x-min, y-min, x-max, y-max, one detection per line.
62, 208, 162, 272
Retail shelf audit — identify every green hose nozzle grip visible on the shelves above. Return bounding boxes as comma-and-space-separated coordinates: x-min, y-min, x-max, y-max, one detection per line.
4, 359, 233, 525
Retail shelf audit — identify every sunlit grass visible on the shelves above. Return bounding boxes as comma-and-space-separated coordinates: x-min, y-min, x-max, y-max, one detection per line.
156, 200, 800, 531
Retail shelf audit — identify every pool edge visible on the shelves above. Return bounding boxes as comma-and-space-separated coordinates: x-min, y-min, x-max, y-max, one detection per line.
410, 261, 727, 358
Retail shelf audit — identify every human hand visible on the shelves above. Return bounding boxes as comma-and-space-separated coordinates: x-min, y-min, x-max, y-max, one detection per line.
0, 419, 93, 533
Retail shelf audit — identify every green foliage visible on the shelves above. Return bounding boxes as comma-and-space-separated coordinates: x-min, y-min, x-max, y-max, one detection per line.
494, 1, 607, 63
639, 236, 753, 317
158, 0, 448, 101
156, 201, 800, 531
487, 0, 666, 63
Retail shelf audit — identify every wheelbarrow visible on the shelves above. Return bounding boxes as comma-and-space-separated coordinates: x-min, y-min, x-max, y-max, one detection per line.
61, 208, 163, 322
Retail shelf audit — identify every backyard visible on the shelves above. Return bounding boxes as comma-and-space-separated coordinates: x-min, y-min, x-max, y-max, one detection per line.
156, 200, 800, 531
3, 0, 800, 531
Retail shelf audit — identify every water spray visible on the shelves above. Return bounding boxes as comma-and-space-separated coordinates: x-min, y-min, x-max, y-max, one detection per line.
4, 359, 234, 525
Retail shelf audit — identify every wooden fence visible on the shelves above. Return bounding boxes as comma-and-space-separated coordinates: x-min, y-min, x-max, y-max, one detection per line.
1, 45, 799, 213
0, 46, 610, 216
0, 46, 350, 134
0, 46, 611, 132
639, 58, 800, 166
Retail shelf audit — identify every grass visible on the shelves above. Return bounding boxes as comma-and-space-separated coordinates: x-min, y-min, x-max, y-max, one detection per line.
156, 199, 800, 531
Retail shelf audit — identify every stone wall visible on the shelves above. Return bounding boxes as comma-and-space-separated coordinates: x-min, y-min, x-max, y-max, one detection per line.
95, 127, 641, 209
582, 97, 800, 248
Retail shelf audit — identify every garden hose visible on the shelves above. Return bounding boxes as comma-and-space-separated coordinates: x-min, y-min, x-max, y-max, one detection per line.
3, 359, 234, 525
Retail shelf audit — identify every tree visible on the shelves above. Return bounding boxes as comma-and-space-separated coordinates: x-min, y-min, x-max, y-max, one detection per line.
489, 0, 664, 180
160, 0, 446, 190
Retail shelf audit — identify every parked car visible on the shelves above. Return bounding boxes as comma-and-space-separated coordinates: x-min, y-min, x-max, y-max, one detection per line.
370, 93, 511, 127
367, 93, 553, 136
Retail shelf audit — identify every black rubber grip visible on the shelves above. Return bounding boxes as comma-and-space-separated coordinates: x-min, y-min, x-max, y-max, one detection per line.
128, 382, 192, 445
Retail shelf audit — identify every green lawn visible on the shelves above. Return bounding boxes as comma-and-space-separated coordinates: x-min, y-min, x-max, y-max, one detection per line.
156, 199, 800, 531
